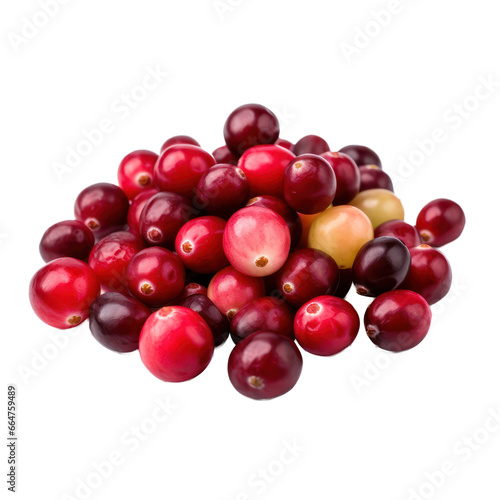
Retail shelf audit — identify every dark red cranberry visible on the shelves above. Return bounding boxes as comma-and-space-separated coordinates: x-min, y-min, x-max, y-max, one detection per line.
224, 103, 280, 156
352, 236, 411, 297
177, 283, 208, 301
359, 165, 393, 192
228, 331, 302, 400
74, 183, 129, 239
89, 292, 151, 352
117, 150, 158, 200
321, 152, 360, 205
339, 144, 382, 168
293, 135, 330, 155
333, 268, 353, 298
275, 138, 294, 151
127, 189, 159, 236
212, 145, 238, 165
374, 219, 422, 248
160, 135, 200, 152
364, 290, 431, 352
39, 220, 95, 263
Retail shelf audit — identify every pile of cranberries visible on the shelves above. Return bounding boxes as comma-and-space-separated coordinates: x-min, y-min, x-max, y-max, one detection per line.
29, 103, 466, 400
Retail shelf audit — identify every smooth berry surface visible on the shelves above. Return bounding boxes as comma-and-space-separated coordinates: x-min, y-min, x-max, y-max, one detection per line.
374, 219, 422, 249
212, 145, 239, 165
176, 283, 208, 301
127, 188, 159, 236
349, 188, 404, 229
117, 150, 158, 200
321, 152, 360, 205
359, 165, 394, 192
160, 135, 200, 152
293, 135, 330, 156
339, 144, 381, 167
275, 138, 294, 151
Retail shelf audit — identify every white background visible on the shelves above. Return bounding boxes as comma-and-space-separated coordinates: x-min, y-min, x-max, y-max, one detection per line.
1, 1, 499, 499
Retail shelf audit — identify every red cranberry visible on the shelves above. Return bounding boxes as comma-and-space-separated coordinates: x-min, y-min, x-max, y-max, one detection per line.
237, 145, 295, 197
293, 135, 330, 156
352, 236, 411, 297
364, 290, 432, 352
139, 306, 214, 382
178, 294, 230, 347
160, 135, 200, 152
230, 297, 295, 343
29, 257, 100, 329
283, 154, 336, 214
127, 188, 159, 236
39, 220, 95, 263
207, 266, 265, 319
228, 331, 302, 400
154, 144, 215, 197
321, 152, 360, 205
333, 268, 353, 298
177, 283, 208, 301
223, 206, 291, 277
416, 198, 466, 247
359, 165, 393, 192
275, 138, 294, 151
374, 219, 422, 248
117, 150, 158, 200
196, 164, 249, 219
400, 244, 452, 305
74, 183, 129, 239
212, 145, 238, 165
126, 247, 185, 307
294, 296, 359, 356
89, 292, 151, 352
140, 191, 194, 249
175, 216, 229, 274
224, 103, 280, 156
339, 144, 382, 168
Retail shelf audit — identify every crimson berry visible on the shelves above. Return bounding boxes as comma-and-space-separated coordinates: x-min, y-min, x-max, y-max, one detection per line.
177, 283, 208, 301
160, 135, 200, 152
321, 152, 360, 205
212, 145, 238, 165
339, 144, 381, 168
374, 219, 422, 248
359, 165, 393, 192
275, 138, 294, 151
117, 150, 158, 200
293, 135, 330, 156
127, 188, 159, 236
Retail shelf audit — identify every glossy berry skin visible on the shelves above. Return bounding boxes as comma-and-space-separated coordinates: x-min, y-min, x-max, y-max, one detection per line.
224, 103, 280, 156
154, 145, 215, 197
127, 189, 159, 236
283, 155, 337, 214
246, 195, 302, 249
175, 216, 229, 274
230, 297, 295, 343
212, 145, 238, 165
333, 268, 353, 298
39, 220, 95, 263
139, 306, 214, 383
374, 219, 422, 249
400, 245, 452, 305
89, 292, 151, 353
237, 145, 295, 197
352, 236, 411, 297
349, 189, 404, 229
321, 152, 360, 205
196, 165, 249, 219
359, 165, 393, 192
178, 294, 230, 347
126, 247, 185, 307
416, 199, 466, 247
223, 206, 291, 277
339, 144, 382, 168
293, 135, 330, 156
160, 135, 200, 152
177, 283, 208, 301
294, 296, 359, 356
207, 266, 266, 319
140, 192, 193, 249
364, 290, 431, 352
74, 183, 129, 240
228, 331, 302, 400
273, 249, 340, 309
29, 257, 100, 329
275, 138, 294, 151
117, 150, 158, 200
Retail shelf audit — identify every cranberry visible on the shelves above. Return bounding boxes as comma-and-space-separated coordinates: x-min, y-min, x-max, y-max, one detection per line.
224, 103, 280, 155
39, 220, 95, 263
339, 144, 381, 168
352, 236, 411, 297
178, 294, 230, 347
294, 296, 359, 356
175, 216, 229, 274
140, 191, 194, 249
177, 283, 208, 301
29, 257, 100, 329
126, 247, 185, 307
364, 290, 432, 352
321, 152, 360, 205
139, 306, 214, 382
89, 292, 150, 352
349, 188, 404, 229
223, 206, 291, 277
196, 164, 249, 219
207, 266, 265, 319
333, 268, 353, 298
272, 248, 340, 309
359, 165, 393, 192
154, 144, 215, 197
212, 145, 238, 165
246, 195, 302, 249
283, 154, 336, 214
374, 219, 421, 248
293, 135, 330, 156
127, 188, 159, 236
416, 198, 466, 247
237, 145, 295, 197
74, 183, 129, 239
297, 210, 325, 249
117, 150, 158, 200
230, 297, 295, 343
160, 135, 200, 152
275, 138, 294, 151
400, 244, 452, 305
228, 331, 302, 400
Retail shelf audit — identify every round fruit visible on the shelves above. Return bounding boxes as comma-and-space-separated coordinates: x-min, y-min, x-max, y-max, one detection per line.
212, 145, 238, 165
176, 283, 208, 301
359, 165, 393, 192
321, 152, 360, 205
127, 189, 159, 236
293, 135, 330, 155
275, 138, 294, 151
339, 144, 381, 167
349, 188, 404, 229
374, 219, 421, 248
160, 135, 200, 152
333, 268, 353, 298
117, 150, 158, 200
